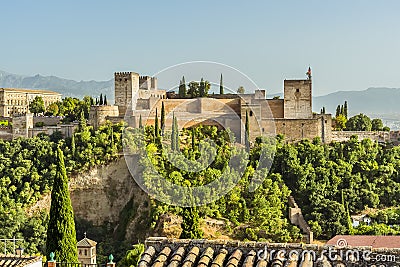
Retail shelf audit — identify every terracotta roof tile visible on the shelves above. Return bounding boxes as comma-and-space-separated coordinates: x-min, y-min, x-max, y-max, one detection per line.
225, 249, 242, 267
0, 255, 42, 267
168, 246, 186, 267
182, 246, 200, 267
138, 246, 157, 267
210, 248, 228, 267
140, 237, 400, 267
327, 235, 400, 249
242, 250, 256, 267
197, 247, 214, 267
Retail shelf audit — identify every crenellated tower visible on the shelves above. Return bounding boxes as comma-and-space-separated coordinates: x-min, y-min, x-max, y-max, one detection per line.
114, 72, 139, 116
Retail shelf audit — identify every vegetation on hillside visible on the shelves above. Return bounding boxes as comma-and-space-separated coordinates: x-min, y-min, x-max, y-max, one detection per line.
1, 106, 400, 263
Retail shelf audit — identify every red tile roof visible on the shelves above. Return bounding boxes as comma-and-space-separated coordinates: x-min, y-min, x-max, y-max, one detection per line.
326, 235, 400, 249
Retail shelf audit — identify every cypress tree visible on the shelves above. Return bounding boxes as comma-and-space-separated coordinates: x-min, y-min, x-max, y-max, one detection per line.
335, 105, 341, 117
171, 113, 175, 151
78, 110, 86, 131
323, 107, 326, 114
191, 127, 195, 151
46, 148, 78, 262
219, 73, 224, 95
181, 76, 186, 98
340, 105, 344, 116
99, 94, 103, 105
174, 116, 179, 151
199, 78, 205, 97
245, 110, 250, 149
104, 95, 108, 105
180, 206, 203, 239
344, 101, 348, 119
71, 134, 76, 157
154, 108, 159, 141
90, 97, 94, 106
161, 102, 165, 135
139, 114, 143, 128
179, 77, 187, 98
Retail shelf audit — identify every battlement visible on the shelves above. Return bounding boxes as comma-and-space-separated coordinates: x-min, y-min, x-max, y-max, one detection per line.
114, 72, 139, 77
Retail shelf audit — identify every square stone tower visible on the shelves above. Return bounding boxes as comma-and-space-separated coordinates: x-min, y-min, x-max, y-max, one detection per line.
283, 79, 312, 119
114, 72, 139, 116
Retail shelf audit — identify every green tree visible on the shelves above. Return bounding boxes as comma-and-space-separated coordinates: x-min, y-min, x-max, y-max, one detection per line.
335, 114, 347, 130
346, 113, 372, 131
187, 81, 199, 97
344, 101, 348, 118
29, 96, 45, 116
371, 118, 384, 131
179, 76, 187, 98
161, 102, 165, 135
119, 244, 145, 267
219, 73, 224, 95
199, 78, 206, 97
335, 105, 341, 117
104, 95, 108, 105
237, 86, 245, 94
245, 110, 250, 149
171, 113, 176, 151
46, 148, 78, 262
46, 102, 59, 116
139, 114, 143, 128
180, 206, 203, 239
99, 94, 103, 105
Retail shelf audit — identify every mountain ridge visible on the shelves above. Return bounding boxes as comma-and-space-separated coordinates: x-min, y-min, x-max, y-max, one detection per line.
0, 70, 399, 119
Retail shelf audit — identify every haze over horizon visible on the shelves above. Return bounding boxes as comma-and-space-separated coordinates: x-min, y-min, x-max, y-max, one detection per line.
2, 1, 400, 96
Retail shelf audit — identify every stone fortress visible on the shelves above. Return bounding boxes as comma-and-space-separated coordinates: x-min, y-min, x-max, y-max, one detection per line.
90, 69, 333, 143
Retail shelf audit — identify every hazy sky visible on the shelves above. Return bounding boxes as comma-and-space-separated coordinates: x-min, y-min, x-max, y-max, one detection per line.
1, 1, 400, 96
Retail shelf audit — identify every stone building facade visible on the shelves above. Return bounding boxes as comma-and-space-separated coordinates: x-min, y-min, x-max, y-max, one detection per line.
90, 71, 333, 143
0, 88, 61, 117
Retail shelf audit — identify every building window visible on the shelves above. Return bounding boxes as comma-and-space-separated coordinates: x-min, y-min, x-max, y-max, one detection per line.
85, 249, 87, 256
79, 250, 82, 255
249, 111, 253, 116
296, 89, 300, 92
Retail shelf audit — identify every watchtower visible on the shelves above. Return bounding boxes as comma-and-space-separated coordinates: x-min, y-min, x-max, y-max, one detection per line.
114, 72, 139, 116
283, 79, 312, 119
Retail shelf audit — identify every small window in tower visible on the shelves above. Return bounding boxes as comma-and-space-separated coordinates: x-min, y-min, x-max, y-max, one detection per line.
296, 89, 300, 93
249, 111, 253, 116
325, 120, 327, 123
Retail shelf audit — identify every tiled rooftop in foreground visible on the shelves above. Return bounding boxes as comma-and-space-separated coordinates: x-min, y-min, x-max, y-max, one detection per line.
138, 237, 400, 267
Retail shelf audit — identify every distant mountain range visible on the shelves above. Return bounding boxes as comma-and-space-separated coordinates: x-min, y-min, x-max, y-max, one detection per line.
0, 70, 113, 99
1, 70, 399, 128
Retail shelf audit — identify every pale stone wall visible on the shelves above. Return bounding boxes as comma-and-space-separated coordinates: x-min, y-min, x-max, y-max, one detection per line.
284, 79, 312, 119
33, 116, 61, 126
0, 88, 61, 117
12, 114, 33, 138
114, 72, 139, 116
332, 131, 390, 143
88, 105, 119, 130
28, 123, 78, 138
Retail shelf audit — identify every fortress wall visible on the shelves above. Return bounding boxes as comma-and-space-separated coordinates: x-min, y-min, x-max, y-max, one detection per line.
12, 114, 33, 139
331, 131, 390, 143
89, 105, 119, 130
261, 116, 327, 143
33, 116, 61, 126
266, 99, 284, 118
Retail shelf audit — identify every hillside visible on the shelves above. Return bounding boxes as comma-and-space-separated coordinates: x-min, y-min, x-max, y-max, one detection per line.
0, 70, 113, 99
313, 87, 400, 116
